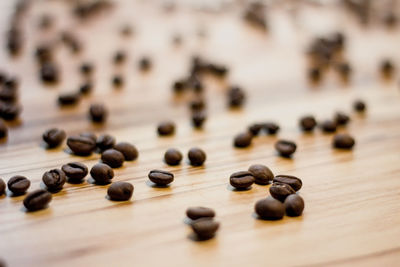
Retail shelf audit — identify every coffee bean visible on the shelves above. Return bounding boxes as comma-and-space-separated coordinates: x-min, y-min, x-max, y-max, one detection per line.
0, 103, 21, 121
248, 164, 274, 185
89, 103, 107, 123
80, 63, 93, 76
42, 128, 66, 148
173, 79, 187, 93
8, 175, 30, 195
4, 77, 19, 91
255, 197, 285, 220
335, 62, 352, 80
191, 218, 219, 240
262, 122, 280, 135
80, 132, 97, 143
188, 147, 206, 166
139, 57, 151, 71
40, 62, 59, 83
157, 121, 175, 136
42, 169, 66, 192
206, 63, 228, 77
186, 207, 215, 220
269, 182, 295, 202
275, 140, 296, 157
353, 99, 366, 112
67, 135, 96, 156
299, 115, 317, 132
308, 67, 322, 82
233, 132, 253, 148
0, 119, 7, 139
101, 149, 124, 168
79, 82, 93, 95
380, 59, 395, 78
96, 134, 115, 151
148, 169, 174, 186
112, 75, 124, 87
0, 87, 18, 102
228, 86, 245, 108
58, 92, 80, 106
230, 171, 255, 190
114, 142, 138, 161
248, 123, 263, 136
62, 162, 88, 182
164, 148, 182, 166
273, 175, 302, 191
334, 112, 350, 126
113, 50, 126, 64
191, 110, 206, 128
333, 133, 355, 149
35, 45, 53, 63
23, 189, 52, 211
107, 181, 133, 201
284, 194, 304, 217
0, 178, 5, 196
90, 163, 114, 184
320, 120, 337, 133
189, 98, 205, 111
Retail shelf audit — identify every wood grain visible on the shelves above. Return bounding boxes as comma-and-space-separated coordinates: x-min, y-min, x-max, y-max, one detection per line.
0, 1, 400, 266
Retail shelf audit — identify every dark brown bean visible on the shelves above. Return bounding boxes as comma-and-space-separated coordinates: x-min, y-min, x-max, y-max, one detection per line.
157, 121, 175, 136
42, 128, 66, 148
0, 103, 21, 121
269, 182, 295, 202
164, 148, 182, 166
58, 92, 80, 106
113, 50, 126, 64
107, 181, 133, 201
275, 140, 297, 157
248, 123, 263, 136
8, 175, 30, 195
186, 207, 215, 220
255, 197, 285, 220
191, 218, 220, 240
284, 194, 304, 217
191, 110, 207, 129
90, 163, 114, 184
112, 75, 124, 87
233, 132, 253, 148
80, 63, 93, 76
79, 132, 97, 143
188, 147, 206, 166
273, 175, 303, 191
67, 135, 96, 156
101, 149, 124, 168
380, 59, 395, 78
23, 189, 52, 211
0, 178, 5, 196
114, 142, 138, 161
248, 164, 274, 185
40, 62, 59, 83
89, 103, 107, 123
42, 169, 66, 192
79, 82, 93, 95
96, 134, 115, 152
62, 162, 88, 181
228, 86, 245, 108
334, 112, 350, 126
320, 120, 337, 133
353, 99, 366, 113
262, 122, 280, 135
299, 115, 317, 132
230, 171, 255, 190
139, 57, 152, 71
0, 119, 7, 139
148, 169, 174, 186
333, 133, 355, 149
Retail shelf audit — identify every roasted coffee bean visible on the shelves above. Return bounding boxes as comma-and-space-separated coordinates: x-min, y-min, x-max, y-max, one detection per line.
113, 50, 126, 64
90, 163, 114, 184
101, 149, 124, 168
189, 77, 203, 92
335, 62, 352, 80
273, 175, 303, 191
248, 123, 263, 136
23, 189, 52, 211
248, 164, 274, 185
334, 112, 350, 126
35, 45, 53, 63
67, 135, 96, 156
42, 128, 66, 148
40, 62, 59, 83
189, 98, 205, 111
38, 14, 53, 30
80, 63, 93, 75
284, 194, 304, 217
157, 121, 175, 136
79, 82, 93, 95
164, 148, 182, 166
380, 59, 395, 78
308, 67, 322, 82
0, 178, 5, 196
320, 120, 337, 133
0, 87, 18, 102
58, 92, 80, 106
139, 57, 151, 71
233, 132, 253, 148
230, 171, 255, 190
42, 169, 66, 192
62, 162, 88, 182
89, 103, 108, 123
275, 140, 297, 157
206, 63, 228, 77
188, 147, 206, 166
299, 115, 317, 132
186, 207, 215, 220
228, 86, 245, 108
173, 79, 187, 93
96, 134, 115, 151
263, 122, 280, 135
255, 197, 285, 220
8, 175, 30, 195
191, 218, 219, 240
148, 169, 174, 185
269, 182, 295, 202
4, 77, 19, 90
0, 119, 7, 139
353, 99, 366, 112
333, 133, 355, 149
107, 181, 133, 201
112, 75, 124, 87
79, 132, 97, 143
0, 103, 21, 121
191, 111, 206, 128
114, 142, 138, 161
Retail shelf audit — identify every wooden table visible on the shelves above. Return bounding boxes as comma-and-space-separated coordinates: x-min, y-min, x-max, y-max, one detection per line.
1, 1, 400, 266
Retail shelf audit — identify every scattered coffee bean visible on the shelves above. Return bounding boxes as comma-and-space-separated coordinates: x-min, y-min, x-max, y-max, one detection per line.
35, 45, 53, 63
107, 181, 133, 201
23, 189, 52, 211
157, 121, 175, 136
89, 103, 108, 123
113, 50, 126, 64
273, 175, 303, 191
173, 79, 187, 93
334, 111, 350, 126
112, 75, 124, 87
263, 122, 280, 135
269, 182, 295, 202
0, 178, 5, 196
299, 115, 317, 132
62, 162, 88, 182
380, 59, 395, 78
320, 120, 337, 133
0, 119, 7, 139
7, 175, 30, 195
190, 98, 205, 111
186, 207, 215, 220
58, 92, 80, 106
101, 149, 124, 168
80, 62, 93, 76
148, 169, 174, 186
0, 87, 18, 102
333, 133, 355, 149
248, 123, 263, 136
0, 103, 21, 121
90, 163, 114, 184
40, 62, 59, 83
228, 86, 245, 108
230, 171, 255, 190
79, 82, 93, 95
255, 197, 285, 220
191, 218, 220, 240
275, 140, 297, 157
80, 132, 97, 143
308, 67, 322, 82
233, 132, 253, 148
114, 142, 138, 161
139, 57, 151, 71
42, 128, 66, 148
284, 194, 304, 217
42, 169, 66, 192
335, 62, 352, 81
96, 134, 115, 151
248, 164, 274, 185
188, 147, 206, 166
164, 148, 183, 166
191, 110, 206, 128
353, 99, 366, 112
67, 135, 96, 156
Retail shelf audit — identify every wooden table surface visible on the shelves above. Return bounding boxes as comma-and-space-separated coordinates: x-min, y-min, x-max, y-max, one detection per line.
1, 1, 400, 266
